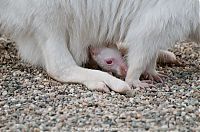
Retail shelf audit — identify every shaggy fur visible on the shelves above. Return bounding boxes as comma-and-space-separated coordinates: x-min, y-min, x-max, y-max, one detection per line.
0, 0, 199, 92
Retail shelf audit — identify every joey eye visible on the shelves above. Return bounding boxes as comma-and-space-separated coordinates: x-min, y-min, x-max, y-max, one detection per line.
105, 60, 113, 65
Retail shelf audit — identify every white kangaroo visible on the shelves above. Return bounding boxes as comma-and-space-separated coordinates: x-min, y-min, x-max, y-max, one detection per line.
0, 0, 199, 92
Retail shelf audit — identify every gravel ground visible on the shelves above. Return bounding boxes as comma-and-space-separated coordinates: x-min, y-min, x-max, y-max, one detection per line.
0, 35, 200, 131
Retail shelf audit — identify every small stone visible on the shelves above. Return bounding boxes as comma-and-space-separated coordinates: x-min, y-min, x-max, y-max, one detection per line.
39, 85, 45, 88
186, 105, 195, 113
135, 113, 142, 119
4, 54, 10, 59
132, 121, 138, 128
2, 91, 7, 96
129, 98, 134, 103
119, 113, 126, 119
35, 96, 40, 100
29, 104, 36, 109
161, 125, 169, 129
111, 92, 115, 96
3, 104, 9, 109
33, 128, 40, 132
181, 112, 186, 116
16, 104, 22, 107
0, 101, 6, 106
69, 88, 74, 93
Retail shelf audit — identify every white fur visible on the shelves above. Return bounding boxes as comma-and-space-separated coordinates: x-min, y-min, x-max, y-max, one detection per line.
0, 0, 199, 91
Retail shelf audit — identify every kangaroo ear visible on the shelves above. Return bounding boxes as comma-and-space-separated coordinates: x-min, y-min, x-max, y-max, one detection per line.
89, 47, 101, 56
116, 42, 128, 56
119, 47, 128, 56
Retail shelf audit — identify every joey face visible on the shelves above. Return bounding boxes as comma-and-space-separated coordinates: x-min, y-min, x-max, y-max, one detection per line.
90, 47, 128, 77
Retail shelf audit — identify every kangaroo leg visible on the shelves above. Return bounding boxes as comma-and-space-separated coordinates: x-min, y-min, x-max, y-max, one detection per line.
38, 36, 131, 93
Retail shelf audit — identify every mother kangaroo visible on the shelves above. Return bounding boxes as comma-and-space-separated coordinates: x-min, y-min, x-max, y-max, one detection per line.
0, 0, 199, 93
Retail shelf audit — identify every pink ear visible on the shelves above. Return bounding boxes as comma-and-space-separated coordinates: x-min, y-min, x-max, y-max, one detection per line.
89, 47, 101, 56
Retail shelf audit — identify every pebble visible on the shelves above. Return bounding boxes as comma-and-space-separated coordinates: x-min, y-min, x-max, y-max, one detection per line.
186, 105, 195, 113
110, 92, 115, 96
129, 98, 134, 103
39, 85, 45, 88
69, 88, 75, 93
2, 91, 7, 96
16, 104, 22, 107
3, 104, 9, 109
